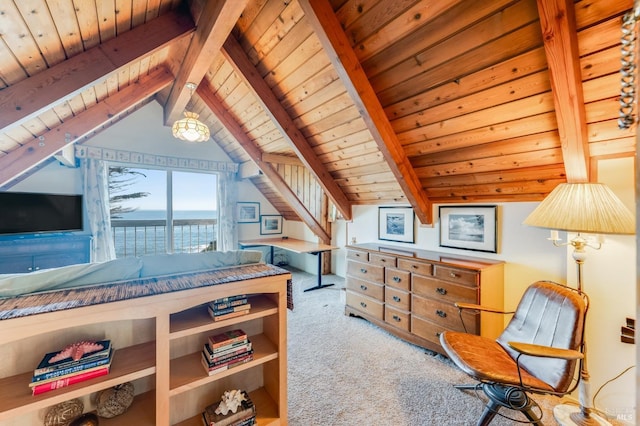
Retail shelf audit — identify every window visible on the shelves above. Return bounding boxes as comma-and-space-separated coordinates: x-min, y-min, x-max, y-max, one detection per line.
108, 167, 218, 258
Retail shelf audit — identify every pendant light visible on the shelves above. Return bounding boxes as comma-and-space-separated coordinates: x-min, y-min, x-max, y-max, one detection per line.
171, 82, 210, 143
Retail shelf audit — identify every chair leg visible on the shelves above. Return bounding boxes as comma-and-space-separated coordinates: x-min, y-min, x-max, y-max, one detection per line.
477, 398, 501, 426
480, 384, 543, 426
521, 406, 544, 426
453, 383, 543, 426
454, 384, 480, 391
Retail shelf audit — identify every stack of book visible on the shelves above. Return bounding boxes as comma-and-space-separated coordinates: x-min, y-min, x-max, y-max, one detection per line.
207, 294, 251, 322
202, 390, 256, 426
201, 330, 253, 376
30, 340, 114, 395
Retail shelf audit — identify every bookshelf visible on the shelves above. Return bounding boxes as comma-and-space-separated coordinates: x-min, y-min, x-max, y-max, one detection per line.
0, 266, 290, 426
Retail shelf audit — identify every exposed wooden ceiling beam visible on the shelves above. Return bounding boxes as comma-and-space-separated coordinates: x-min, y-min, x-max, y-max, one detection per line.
0, 10, 194, 135
262, 153, 304, 166
0, 67, 174, 187
197, 80, 332, 243
221, 35, 353, 222
537, 0, 590, 182
163, 0, 249, 125
299, 0, 434, 225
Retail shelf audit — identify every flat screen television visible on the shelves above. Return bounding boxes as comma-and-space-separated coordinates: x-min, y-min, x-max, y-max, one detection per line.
0, 192, 84, 235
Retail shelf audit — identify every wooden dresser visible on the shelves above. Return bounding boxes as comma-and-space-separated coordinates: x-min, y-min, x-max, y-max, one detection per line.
345, 243, 504, 355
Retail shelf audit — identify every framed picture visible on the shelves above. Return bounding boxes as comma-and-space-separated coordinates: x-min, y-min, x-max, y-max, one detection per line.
378, 206, 415, 243
439, 205, 497, 253
237, 202, 260, 223
260, 215, 283, 235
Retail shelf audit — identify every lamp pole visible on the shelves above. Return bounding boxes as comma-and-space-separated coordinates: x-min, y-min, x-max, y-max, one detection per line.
551, 233, 608, 426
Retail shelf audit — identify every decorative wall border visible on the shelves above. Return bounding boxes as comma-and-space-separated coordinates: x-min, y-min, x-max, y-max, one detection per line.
74, 145, 238, 173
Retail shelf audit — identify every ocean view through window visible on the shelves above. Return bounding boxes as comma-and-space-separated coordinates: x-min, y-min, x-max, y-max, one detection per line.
109, 168, 218, 258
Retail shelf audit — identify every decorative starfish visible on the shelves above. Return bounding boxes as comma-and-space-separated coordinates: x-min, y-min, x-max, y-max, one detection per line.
49, 341, 105, 363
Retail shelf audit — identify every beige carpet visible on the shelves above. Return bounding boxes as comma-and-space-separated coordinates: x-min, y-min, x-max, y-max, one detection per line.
286, 268, 562, 426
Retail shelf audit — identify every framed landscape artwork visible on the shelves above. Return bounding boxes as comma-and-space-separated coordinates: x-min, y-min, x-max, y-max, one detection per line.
378, 207, 415, 243
439, 205, 497, 253
260, 215, 283, 235
237, 202, 260, 223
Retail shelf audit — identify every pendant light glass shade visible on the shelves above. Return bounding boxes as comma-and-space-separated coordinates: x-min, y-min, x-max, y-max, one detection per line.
172, 111, 210, 143
171, 82, 210, 143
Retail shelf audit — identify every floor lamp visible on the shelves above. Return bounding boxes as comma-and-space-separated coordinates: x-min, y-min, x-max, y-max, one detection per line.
523, 182, 635, 426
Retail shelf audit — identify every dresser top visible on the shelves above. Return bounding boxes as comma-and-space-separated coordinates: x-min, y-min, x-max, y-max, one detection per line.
347, 243, 504, 269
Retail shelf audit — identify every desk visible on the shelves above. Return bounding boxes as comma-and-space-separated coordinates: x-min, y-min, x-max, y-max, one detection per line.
239, 238, 338, 291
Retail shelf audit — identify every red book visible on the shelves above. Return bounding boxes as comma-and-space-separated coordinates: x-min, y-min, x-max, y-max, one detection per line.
32, 367, 110, 395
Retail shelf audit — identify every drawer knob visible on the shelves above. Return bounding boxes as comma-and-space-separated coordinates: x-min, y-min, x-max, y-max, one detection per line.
360, 302, 367, 308
392, 315, 401, 322
393, 276, 401, 283
392, 295, 401, 302
436, 332, 442, 338
412, 265, 418, 269
449, 272, 458, 278
381, 258, 386, 262
360, 284, 368, 291
360, 268, 368, 273
436, 287, 447, 295
436, 310, 447, 318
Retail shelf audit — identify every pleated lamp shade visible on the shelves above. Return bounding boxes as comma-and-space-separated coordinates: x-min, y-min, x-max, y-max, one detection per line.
523, 183, 635, 235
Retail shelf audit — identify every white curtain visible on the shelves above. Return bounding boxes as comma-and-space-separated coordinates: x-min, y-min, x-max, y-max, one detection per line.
217, 171, 237, 251
82, 158, 115, 262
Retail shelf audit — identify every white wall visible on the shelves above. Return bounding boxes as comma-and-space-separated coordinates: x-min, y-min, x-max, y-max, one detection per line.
11, 162, 83, 194
11, 101, 234, 193
332, 202, 565, 300
236, 179, 282, 263
329, 157, 636, 422
582, 157, 635, 422
84, 102, 233, 161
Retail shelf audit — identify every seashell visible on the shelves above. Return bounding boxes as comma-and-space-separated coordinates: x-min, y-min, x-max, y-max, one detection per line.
95, 382, 134, 418
44, 399, 84, 426
215, 389, 247, 416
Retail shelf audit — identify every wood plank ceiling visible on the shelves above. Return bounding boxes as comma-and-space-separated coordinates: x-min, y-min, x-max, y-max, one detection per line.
0, 0, 635, 239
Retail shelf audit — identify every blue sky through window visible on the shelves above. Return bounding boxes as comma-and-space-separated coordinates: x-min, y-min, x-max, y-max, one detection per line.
113, 168, 217, 212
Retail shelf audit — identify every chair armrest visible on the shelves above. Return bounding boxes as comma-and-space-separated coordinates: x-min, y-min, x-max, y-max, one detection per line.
455, 302, 514, 315
508, 341, 584, 360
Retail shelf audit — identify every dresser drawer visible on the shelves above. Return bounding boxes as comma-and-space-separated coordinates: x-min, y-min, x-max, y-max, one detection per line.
411, 316, 446, 348
385, 306, 410, 332
412, 295, 478, 333
397, 258, 433, 276
347, 249, 369, 262
346, 276, 384, 301
385, 286, 410, 311
434, 265, 478, 287
385, 267, 410, 291
346, 291, 384, 320
370, 253, 397, 267
347, 260, 384, 282
412, 274, 477, 305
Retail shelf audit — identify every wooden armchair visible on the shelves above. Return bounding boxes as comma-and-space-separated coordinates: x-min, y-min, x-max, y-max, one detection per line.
439, 280, 588, 426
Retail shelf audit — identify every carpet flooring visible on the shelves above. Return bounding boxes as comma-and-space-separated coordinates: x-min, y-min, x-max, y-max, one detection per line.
286, 268, 561, 426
